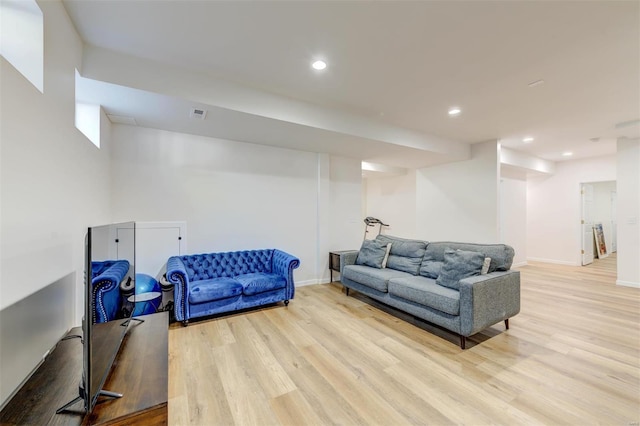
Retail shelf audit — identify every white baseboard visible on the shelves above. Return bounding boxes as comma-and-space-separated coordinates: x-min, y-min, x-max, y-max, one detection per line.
616, 280, 640, 288
295, 279, 323, 287
526, 257, 578, 266
512, 261, 528, 268
296, 278, 338, 286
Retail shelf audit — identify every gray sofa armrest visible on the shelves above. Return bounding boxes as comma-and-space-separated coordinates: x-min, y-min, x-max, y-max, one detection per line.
459, 270, 520, 336
339, 250, 359, 276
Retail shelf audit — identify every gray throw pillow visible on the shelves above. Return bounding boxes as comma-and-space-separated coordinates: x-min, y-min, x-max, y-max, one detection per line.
355, 239, 388, 269
419, 252, 443, 279
435, 248, 485, 290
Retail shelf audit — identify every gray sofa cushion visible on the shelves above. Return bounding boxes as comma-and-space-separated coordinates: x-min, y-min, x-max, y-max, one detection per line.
424, 242, 515, 273
376, 235, 427, 275
419, 253, 443, 279
355, 239, 388, 268
388, 276, 460, 316
342, 264, 413, 293
436, 249, 485, 290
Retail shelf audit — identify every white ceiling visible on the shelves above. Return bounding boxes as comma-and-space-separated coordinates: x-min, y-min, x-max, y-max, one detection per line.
64, 0, 639, 167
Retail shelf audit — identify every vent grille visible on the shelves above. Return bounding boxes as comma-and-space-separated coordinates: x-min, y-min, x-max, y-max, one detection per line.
190, 107, 207, 120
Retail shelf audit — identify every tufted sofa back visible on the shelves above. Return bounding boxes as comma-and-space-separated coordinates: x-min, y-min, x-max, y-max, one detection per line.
178, 249, 274, 281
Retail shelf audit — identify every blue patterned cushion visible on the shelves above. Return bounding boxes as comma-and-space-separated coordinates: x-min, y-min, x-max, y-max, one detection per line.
188, 278, 243, 304
355, 239, 388, 269
436, 249, 485, 290
235, 273, 286, 296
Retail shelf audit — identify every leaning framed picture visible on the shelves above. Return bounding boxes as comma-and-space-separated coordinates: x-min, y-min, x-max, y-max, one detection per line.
593, 223, 608, 259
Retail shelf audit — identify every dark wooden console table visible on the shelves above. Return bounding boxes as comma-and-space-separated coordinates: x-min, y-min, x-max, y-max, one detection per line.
329, 250, 355, 282
0, 311, 168, 426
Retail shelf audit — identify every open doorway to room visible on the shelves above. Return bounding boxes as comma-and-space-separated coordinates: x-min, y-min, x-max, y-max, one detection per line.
580, 181, 617, 267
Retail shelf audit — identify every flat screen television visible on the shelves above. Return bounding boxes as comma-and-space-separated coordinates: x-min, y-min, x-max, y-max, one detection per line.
57, 222, 136, 415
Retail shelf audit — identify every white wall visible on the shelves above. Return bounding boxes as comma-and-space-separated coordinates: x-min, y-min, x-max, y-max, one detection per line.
590, 181, 616, 254
109, 125, 362, 286
364, 170, 417, 239
527, 155, 616, 265
616, 139, 640, 287
416, 140, 500, 242
0, 0, 112, 407
500, 177, 527, 266
325, 156, 362, 275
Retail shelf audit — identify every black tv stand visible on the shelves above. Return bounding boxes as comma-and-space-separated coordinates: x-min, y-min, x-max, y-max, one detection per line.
56, 385, 86, 414
56, 386, 123, 415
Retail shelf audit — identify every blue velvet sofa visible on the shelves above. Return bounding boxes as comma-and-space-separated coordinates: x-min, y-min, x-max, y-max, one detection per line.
91, 260, 130, 323
166, 249, 300, 325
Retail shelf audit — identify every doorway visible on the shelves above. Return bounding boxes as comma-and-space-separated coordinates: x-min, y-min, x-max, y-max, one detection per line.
580, 181, 617, 266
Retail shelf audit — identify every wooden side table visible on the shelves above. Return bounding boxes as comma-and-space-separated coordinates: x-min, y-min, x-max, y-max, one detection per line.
329, 250, 355, 282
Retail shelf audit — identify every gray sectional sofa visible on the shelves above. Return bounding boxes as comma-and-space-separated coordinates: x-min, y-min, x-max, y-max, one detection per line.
340, 234, 520, 349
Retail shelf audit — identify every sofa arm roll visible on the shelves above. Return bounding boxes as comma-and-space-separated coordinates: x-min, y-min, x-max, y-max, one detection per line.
272, 249, 300, 300
93, 260, 129, 323
167, 256, 189, 322
339, 251, 359, 276
459, 270, 520, 337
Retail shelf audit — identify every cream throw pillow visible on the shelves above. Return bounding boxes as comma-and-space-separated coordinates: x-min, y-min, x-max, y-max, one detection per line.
481, 257, 491, 275
381, 243, 392, 268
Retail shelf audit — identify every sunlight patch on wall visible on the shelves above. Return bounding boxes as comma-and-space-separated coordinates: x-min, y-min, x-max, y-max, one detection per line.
75, 70, 101, 148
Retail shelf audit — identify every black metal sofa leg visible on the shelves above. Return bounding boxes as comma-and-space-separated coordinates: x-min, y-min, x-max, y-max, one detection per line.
459, 319, 508, 349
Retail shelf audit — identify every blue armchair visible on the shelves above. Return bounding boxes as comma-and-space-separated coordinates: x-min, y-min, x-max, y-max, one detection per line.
91, 260, 130, 323
167, 249, 300, 325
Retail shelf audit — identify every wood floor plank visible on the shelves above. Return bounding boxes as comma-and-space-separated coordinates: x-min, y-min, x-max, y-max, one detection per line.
250, 312, 369, 425
226, 315, 297, 399
168, 253, 640, 425
300, 343, 409, 425
269, 390, 326, 426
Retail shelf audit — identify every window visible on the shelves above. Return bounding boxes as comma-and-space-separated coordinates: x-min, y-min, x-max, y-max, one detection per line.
0, 0, 44, 93
75, 70, 101, 148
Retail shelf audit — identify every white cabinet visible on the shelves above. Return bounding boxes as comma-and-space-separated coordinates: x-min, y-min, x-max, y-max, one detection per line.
114, 221, 186, 279
135, 222, 187, 279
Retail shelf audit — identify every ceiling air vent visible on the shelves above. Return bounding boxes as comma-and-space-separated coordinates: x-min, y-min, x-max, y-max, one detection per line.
190, 107, 207, 120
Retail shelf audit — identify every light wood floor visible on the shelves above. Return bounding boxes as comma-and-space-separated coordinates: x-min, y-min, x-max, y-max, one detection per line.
168, 254, 640, 425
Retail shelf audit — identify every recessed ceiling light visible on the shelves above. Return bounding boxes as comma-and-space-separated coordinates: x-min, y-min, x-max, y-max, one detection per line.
562, 151, 573, 157
448, 107, 461, 116
523, 137, 534, 143
312, 60, 327, 70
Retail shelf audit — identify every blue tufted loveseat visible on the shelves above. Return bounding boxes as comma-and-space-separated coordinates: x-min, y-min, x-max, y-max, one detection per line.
166, 249, 300, 325
91, 260, 131, 323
